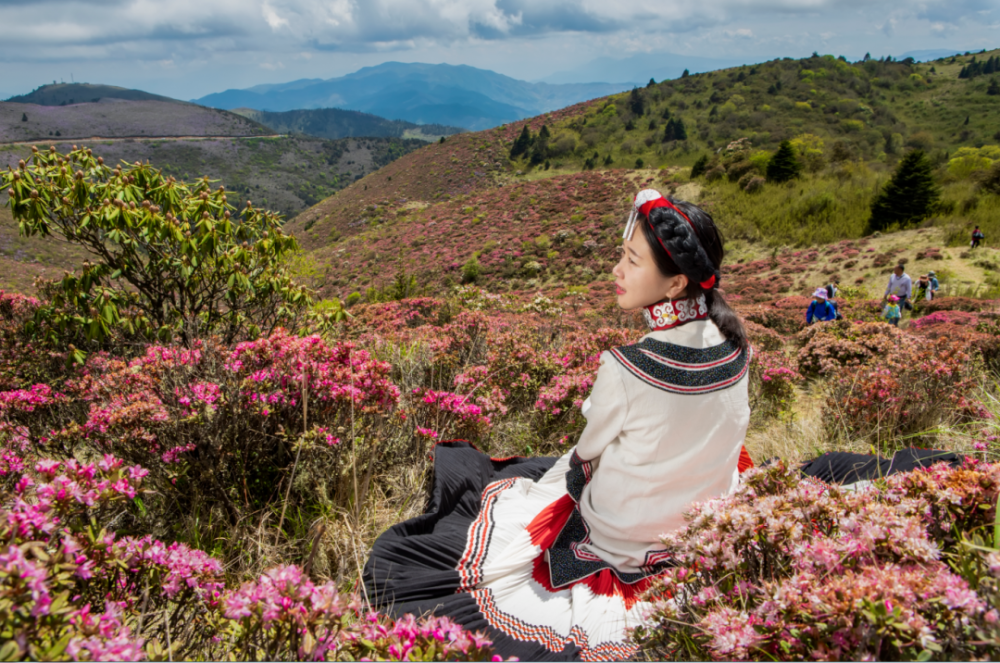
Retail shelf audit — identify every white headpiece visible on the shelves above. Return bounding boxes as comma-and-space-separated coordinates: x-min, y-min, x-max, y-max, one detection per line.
622, 189, 664, 241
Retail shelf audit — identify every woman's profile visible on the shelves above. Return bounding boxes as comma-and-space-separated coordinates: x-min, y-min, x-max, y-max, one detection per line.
363, 189, 754, 660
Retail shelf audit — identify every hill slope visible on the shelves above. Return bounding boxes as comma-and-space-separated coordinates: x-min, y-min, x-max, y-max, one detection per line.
0, 99, 272, 142
6, 83, 178, 105
1, 135, 428, 219
193, 62, 626, 130
233, 107, 465, 142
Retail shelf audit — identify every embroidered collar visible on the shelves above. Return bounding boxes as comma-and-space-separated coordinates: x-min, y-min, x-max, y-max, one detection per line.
642, 295, 709, 331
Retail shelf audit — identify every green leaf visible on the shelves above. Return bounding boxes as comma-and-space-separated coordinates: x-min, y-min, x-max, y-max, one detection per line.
0, 640, 20, 662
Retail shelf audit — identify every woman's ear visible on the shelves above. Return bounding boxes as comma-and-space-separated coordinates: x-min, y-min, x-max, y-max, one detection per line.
664, 273, 689, 300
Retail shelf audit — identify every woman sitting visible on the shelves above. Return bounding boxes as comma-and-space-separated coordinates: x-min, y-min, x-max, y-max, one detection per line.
364, 190, 753, 660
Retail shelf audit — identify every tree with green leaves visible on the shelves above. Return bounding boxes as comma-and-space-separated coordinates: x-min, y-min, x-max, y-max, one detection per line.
628, 88, 646, 116
529, 125, 550, 165
766, 141, 802, 183
868, 149, 941, 232
509, 125, 533, 159
663, 118, 687, 142
690, 154, 710, 178
2, 146, 311, 349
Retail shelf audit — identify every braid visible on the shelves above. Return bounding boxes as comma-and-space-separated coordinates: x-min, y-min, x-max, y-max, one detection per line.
639, 197, 748, 352
646, 205, 720, 289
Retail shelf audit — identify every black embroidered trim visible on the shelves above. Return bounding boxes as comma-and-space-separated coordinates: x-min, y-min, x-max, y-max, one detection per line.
566, 450, 592, 503
546, 507, 673, 588
610, 337, 749, 395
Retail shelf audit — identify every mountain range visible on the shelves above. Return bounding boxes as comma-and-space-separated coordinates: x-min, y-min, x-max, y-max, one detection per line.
192, 62, 627, 130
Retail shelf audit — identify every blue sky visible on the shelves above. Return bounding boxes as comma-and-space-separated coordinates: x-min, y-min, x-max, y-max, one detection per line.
0, 0, 997, 100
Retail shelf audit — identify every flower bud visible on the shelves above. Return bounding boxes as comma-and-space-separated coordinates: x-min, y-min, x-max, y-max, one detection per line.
49, 145, 56, 153
18, 160, 25, 169
6, 189, 13, 198
203, 211, 209, 218
86, 149, 92, 156
12, 171, 19, 181
30, 190, 38, 199
31, 146, 38, 153
200, 192, 209, 200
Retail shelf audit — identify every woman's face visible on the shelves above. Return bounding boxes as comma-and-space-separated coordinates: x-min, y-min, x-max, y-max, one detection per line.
612, 226, 688, 310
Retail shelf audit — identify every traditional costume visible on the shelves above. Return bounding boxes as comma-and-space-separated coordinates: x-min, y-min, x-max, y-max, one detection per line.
363, 190, 754, 661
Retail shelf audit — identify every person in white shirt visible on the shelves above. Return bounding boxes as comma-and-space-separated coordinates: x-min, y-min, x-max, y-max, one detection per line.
364, 189, 752, 661
884, 264, 913, 311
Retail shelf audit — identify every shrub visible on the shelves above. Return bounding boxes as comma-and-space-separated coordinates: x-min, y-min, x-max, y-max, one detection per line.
748, 349, 803, 421
461, 254, 481, 283
0, 454, 502, 661
2, 147, 310, 348
743, 176, 766, 193
633, 461, 1000, 661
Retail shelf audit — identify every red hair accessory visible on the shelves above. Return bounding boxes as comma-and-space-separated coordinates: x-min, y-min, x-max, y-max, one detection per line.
623, 189, 717, 290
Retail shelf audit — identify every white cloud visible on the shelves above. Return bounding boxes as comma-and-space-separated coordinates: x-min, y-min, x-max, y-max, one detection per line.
262, 1, 290, 30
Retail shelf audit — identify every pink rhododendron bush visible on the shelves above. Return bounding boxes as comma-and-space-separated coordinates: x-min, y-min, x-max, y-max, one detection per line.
632, 460, 1000, 660
6, 275, 1000, 660
0, 455, 506, 661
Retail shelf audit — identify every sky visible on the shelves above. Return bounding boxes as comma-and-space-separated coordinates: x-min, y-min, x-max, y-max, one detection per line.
0, 0, 997, 100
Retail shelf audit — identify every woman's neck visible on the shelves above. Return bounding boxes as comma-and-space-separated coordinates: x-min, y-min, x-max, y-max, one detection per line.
643, 294, 709, 331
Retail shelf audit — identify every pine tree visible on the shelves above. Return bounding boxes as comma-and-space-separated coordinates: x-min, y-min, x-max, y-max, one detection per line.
868, 150, 941, 232
21, 113, 27, 122
661, 107, 671, 120
988, 78, 1000, 96
681, 69, 690, 78
529, 125, 550, 164
673, 118, 687, 140
690, 154, 710, 178
766, 141, 802, 183
509, 126, 532, 159
628, 88, 645, 116
647, 77, 656, 88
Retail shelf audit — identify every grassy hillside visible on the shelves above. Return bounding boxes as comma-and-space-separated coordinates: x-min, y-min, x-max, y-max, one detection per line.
0, 99, 272, 142
233, 107, 463, 142
516, 49, 1000, 171
6, 83, 177, 105
0, 134, 427, 224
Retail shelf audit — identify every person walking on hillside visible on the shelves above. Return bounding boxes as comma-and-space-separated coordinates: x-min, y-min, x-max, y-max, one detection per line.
883, 295, 902, 326
928, 271, 940, 300
825, 276, 840, 301
806, 287, 838, 325
916, 274, 931, 303
972, 226, 985, 249
884, 264, 913, 312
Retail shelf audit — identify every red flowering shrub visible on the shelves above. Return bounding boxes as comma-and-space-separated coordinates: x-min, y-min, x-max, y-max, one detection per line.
632, 460, 1000, 661
796, 321, 903, 377
0, 455, 505, 661
748, 350, 803, 421
824, 336, 985, 445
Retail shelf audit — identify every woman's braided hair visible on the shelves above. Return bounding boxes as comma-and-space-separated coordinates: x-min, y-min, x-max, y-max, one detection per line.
639, 197, 749, 351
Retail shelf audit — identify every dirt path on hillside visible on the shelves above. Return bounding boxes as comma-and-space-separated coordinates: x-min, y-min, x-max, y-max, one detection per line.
0, 134, 285, 146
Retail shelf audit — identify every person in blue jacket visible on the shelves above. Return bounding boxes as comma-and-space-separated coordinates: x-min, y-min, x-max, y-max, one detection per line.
806, 287, 838, 325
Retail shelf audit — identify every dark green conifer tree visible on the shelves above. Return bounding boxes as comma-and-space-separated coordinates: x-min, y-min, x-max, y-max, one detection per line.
509, 126, 532, 159
628, 88, 646, 116
988, 78, 1000, 96
647, 78, 656, 87
673, 118, 687, 140
766, 141, 802, 183
868, 149, 941, 232
681, 69, 690, 78
690, 154, 710, 178
529, 125, 550, 164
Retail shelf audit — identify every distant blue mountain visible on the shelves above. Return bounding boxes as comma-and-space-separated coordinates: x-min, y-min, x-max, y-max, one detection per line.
897, 49, 965, 62
538, 52, 752, 85
192, 62, 627, 131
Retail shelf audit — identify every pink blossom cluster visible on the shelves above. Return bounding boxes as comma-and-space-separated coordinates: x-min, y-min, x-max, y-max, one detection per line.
0, 384, 66, 414
412, 388, 492, 440
229, 328, 400, 415
634, 460, 1000, 661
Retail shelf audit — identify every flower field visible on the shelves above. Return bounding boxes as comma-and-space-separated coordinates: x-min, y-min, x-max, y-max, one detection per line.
5, 268, 1000, 659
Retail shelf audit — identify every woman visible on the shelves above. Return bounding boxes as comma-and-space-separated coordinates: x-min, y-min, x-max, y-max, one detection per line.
363, 189, 752, 661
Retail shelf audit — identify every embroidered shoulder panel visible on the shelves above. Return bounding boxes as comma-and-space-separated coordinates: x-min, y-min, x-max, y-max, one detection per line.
609, 337, 749, 395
